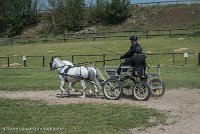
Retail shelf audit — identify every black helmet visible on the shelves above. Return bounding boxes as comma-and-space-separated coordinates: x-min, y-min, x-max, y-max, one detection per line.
135, 46, 142, 54
129, 36, 137, 41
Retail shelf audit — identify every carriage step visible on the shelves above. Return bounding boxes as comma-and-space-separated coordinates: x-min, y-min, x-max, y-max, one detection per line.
148, 74, 160, 77
151, 86, 163, 89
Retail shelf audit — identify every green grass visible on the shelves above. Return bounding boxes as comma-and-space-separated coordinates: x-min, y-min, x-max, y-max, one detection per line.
1, 37, 200, 67
0, 68, 59, 91
0, 36, 200, 90
0, 66, 200, 91
161, 66, 200, 89
0, 98, 166, 134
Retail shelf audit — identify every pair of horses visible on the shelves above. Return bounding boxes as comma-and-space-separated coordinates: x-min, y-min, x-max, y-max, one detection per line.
49, 57, 103, 98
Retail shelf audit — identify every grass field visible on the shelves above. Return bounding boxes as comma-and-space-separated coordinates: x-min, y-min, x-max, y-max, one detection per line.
0, 66, 200, 91
0, 36, 200, 90
1, 36, 200, 67
0, 98, 166, 134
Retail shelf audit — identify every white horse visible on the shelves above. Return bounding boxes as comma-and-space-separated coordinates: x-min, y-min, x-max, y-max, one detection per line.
62, 60, 102, 95
50, 57, 102, 98
61, 60, 77, 92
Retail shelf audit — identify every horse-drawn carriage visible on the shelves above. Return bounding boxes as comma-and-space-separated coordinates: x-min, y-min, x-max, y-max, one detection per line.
102, 54, 165, 101
50, 54, 165, 101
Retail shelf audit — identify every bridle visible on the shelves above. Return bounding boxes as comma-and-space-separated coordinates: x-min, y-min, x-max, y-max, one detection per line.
50, 58, 65, 71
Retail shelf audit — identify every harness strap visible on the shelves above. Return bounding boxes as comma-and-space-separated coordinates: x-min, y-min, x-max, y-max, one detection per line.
78, 66, 89, 79
63, 65, 73, 82
58, 66, 90, 82
58, 65, 72, 82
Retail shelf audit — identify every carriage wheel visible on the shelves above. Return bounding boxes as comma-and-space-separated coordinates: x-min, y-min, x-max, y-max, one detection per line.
150, 79, 165, 97
121, 76, 136, 97
103, 78, 122, 100
132, 82, 150, 101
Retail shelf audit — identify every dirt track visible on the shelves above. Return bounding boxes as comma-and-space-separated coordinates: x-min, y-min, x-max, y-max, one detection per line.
0, 88, 200, 134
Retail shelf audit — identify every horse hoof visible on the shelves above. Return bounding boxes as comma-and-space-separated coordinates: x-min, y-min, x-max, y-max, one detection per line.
80, 96, 85, 98
95, 90, 99, 95
59, 95, 64, 98
89, 90, 93, 95
72, 88, 79, 92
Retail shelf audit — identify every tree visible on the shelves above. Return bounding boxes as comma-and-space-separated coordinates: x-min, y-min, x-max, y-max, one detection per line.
90, 0, 107, 24
47, 0, 85, 33
65, 0, 85, 31
105, 0, 130, 24
88, 0, 130, 25
0, 0, 39, 37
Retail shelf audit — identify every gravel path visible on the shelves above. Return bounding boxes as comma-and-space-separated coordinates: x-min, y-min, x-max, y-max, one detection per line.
0, 88, 200, 134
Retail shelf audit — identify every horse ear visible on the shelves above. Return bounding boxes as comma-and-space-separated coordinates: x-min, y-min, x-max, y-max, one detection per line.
51, 56, 57, 60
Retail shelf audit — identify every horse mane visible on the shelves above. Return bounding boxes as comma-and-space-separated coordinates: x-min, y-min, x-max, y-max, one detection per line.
55, 58, 65, 66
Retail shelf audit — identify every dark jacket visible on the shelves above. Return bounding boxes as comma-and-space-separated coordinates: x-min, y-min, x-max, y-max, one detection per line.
121, 42, 142, 59
131, 54, 146, 76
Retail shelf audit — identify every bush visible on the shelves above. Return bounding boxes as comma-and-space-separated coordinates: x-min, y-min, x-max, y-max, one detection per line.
88, 0, 130, 25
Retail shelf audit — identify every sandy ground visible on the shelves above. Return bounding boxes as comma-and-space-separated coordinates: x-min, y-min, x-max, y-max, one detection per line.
0, 88, 200, 134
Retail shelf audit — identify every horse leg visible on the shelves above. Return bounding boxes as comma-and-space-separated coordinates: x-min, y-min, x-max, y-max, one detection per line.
80, 80, 86, 98
60, 80, 67, 97
88, 81, 95, 95
68, 82, 77, 92
88, 81, 99, 95
89, 75, 101, 94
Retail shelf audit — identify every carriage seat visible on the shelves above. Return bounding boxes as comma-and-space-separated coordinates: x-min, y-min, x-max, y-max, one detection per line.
120, 58, 132, 69
131, 53, 147, 77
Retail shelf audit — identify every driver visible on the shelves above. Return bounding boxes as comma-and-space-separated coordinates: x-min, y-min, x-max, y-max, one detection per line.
120, 35, 142, 59
117, 35, 143, 74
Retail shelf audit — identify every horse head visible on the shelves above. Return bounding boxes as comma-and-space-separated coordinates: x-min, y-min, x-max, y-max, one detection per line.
49, 56, 57, 70
50, 57, 66, 70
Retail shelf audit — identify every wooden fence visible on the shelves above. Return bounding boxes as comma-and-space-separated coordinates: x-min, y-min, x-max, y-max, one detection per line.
0, 53, 199, 68
133, 0, 200, 7
1, 28, 200, 45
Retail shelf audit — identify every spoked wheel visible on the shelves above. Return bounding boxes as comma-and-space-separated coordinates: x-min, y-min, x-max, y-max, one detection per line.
132, 82, 150, 101
121, 76, 136, 97
103, 78, 122, 100
150, 79, 165, 97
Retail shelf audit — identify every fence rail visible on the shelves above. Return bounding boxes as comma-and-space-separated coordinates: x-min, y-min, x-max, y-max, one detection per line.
0, 53, 199, 68
1, 27, 200, 45
132, 0, 200, 7
34, 0, 200, 12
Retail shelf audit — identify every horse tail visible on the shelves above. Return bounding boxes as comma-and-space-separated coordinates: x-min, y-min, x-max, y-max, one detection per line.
87, 67, 100, 86
95, 67, 106, 81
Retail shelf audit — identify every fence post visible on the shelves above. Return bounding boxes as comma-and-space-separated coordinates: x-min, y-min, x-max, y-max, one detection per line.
146, 30, 149, 39
198, 53, 200, 66
93, 28, 96, 41
27, 37, 30, 43
7, 57, 10, 67
192, 28, 195, 36
23, 56, 27, 67
24, 60, 26, 67
63, 34, 66, 42
72, 55, 74, 63
184, 53, 188, 65
45, 36, 47, 43
83, 33, 86, 40
169, 30, 172, 38
172, 53, 175, 64
103, 54, 106, 67
42, 56, 45, 67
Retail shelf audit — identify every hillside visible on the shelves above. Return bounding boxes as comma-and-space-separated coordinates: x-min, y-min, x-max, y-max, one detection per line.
21, 4, 200, 36
94, 4, 200, 32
